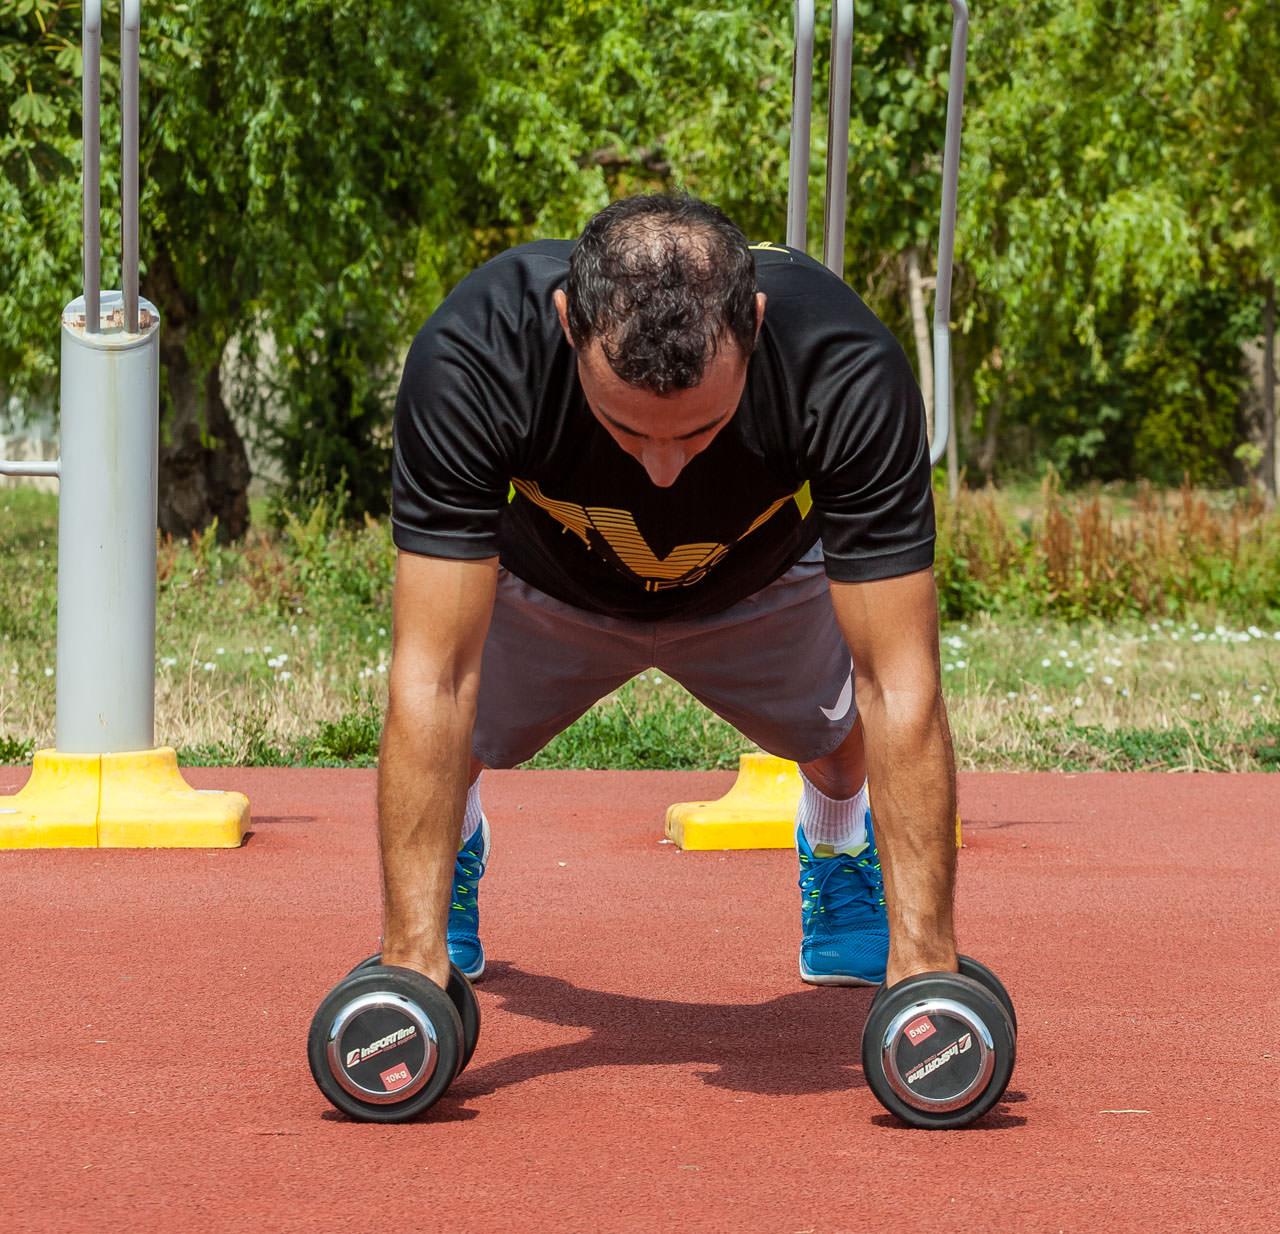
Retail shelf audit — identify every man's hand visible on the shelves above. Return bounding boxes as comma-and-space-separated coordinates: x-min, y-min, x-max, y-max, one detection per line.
828, 568, 958, 987
377, 551, 497, 990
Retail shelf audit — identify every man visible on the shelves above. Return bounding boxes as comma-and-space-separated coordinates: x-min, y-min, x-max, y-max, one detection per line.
380, 193, 958, 996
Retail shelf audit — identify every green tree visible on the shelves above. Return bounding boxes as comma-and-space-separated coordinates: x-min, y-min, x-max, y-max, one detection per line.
1182, 0, 1280, 496
834, 0, 971, 490
10, 0, 1274, 514
957, 0, 1274, 486
1, 1, 85, 401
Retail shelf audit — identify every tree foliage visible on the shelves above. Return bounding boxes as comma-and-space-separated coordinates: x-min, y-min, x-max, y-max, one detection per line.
1, 1, 1276, 526
958, 0, 1276, 485
1, 0, 86, 396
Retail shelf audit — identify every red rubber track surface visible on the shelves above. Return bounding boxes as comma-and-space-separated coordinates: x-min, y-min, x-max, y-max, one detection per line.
0, 767, 1276, 1233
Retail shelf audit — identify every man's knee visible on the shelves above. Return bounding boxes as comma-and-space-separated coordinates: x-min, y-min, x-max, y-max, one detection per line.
799, 714, 866, 798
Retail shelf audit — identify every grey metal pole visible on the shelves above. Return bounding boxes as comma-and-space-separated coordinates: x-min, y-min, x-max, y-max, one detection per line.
82, 1, 102, 333
121, 1, 141, 333
0, 460, 59, 478
52, 0, 160, 754
821, 0, 854, 278
786, 0, 815, 252
930, 0, 969, 467
0, 459, 60, 479
56, 295, 160, 754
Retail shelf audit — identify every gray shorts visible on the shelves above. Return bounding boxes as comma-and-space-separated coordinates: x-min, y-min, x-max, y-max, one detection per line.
471, 544, 857, 768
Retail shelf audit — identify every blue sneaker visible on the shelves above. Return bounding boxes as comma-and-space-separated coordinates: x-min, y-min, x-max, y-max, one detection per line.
448, 816, 490, 981
796, 814, 888, 986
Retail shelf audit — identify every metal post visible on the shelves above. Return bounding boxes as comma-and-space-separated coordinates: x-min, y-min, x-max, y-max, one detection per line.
784, 0, 969, 464
821, 0, 854, 279
83, 2, 102, 333
786, 0, 815, 252
929, 0, 969, 467
52, 0, 160, 754
1, 1, 248, 849
55, 295, 159, 754
121, 1, 141, 334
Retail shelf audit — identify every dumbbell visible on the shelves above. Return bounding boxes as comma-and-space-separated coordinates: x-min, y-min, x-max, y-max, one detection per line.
860, 955, 1016, 1129
307, 955, 481, 1123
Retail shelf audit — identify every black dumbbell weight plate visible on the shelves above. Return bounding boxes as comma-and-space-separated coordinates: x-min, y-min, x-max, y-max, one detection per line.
308, 966, 462, 1123
861, 972, 1016, 1129
446, 966, 481, 1074
956, 955, 1017, 1035
345, 954, 481, 1075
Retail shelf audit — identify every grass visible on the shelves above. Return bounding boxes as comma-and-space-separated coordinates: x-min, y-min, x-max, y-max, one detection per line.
931, 614, 1280, 771
2, 482, 1278, 771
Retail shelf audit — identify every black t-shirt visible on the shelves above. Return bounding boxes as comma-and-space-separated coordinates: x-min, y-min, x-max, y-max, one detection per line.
391, 239, 935, 620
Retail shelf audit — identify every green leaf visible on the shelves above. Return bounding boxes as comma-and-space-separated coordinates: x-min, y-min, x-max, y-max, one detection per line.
53, 44, 82, 78
10, 91, 57, 128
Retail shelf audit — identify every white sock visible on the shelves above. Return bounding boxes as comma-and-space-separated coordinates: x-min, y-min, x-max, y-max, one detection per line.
459, 774, 484, 847
797, 770, 869, 855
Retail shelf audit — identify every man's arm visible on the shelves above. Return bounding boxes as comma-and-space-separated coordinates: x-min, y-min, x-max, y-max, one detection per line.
377, 550, 498, 990
828, 567, 958, 987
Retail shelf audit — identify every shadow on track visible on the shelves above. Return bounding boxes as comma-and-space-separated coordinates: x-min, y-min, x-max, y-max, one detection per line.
450, 960, 876, 1101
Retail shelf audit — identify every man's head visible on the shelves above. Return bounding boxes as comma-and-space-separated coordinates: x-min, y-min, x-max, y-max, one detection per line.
553, 194, 765, 487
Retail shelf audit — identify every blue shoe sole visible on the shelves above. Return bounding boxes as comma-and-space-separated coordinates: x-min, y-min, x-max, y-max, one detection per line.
798, 958, 882, 987
448, 942, 485, 982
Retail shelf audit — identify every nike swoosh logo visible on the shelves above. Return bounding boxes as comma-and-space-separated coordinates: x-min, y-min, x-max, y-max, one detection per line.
820, 661, 854, 722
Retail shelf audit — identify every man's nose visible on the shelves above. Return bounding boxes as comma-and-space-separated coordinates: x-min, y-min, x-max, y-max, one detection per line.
639, 440, 687, 488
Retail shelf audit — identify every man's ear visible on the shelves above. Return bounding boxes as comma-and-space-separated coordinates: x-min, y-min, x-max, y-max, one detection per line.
754, 291, 767, 343
553, 289, 575, 348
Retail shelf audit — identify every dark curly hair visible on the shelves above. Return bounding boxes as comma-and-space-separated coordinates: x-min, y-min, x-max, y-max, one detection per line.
564, 194, 758, 395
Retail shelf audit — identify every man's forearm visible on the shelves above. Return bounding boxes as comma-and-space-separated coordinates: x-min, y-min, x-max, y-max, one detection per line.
859, 687, 958, 985
377, 693, 475, 988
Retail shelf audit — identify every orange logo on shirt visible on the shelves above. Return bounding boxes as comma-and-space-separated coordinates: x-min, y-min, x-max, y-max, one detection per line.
510, 479, 809, 591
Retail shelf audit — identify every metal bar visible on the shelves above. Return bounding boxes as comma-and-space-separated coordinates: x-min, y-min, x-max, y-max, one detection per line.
121, 1, 141, 333
929, 0, 969, 467
821, 0, 854, 277
57, 293, 160, 754
0, 460, 61, 478
931, 325, 952, 467
82, 1, 102, 333
786, 0, 816, 252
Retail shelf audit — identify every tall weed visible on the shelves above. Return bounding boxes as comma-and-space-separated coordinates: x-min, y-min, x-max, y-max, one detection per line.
935, 474, 1280, 622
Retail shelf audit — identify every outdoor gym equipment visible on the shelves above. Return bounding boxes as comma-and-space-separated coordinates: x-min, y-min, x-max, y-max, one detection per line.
0, 2, 248, 848
786, 0, 968, 465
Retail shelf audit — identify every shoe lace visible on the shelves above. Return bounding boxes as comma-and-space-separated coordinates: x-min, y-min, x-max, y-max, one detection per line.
451, 845, 484, 915
798, 845, 885, 927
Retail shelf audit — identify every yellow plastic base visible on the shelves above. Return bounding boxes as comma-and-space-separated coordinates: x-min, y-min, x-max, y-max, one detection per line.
666, 753, 803, 850
0, 750, 101, 847
0, 747, 249, 849
665, 752, 963, 851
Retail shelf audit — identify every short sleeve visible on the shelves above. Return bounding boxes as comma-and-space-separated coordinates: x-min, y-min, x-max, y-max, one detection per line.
390, 316, 514, 560
806, 333, 936, 583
